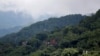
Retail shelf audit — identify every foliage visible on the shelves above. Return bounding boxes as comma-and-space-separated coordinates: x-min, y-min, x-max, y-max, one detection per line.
0, 9, 100, 56
0, 14, 85, 44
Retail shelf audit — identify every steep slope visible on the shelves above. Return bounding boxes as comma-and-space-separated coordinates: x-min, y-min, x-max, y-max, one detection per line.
0, 14, 85, 44
0, 26, 22, 37
0, 11, 33, 37
0, 9, 99, 56
16, 9, 100, 56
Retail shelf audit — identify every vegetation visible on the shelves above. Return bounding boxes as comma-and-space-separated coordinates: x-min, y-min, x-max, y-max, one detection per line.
0, 9, 100, 56
0, 14, 85, 44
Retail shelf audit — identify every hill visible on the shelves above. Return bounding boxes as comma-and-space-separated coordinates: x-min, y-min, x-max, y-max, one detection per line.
0, 9, 100, 56
0, 14, 85, 44
0, 11, 33, 37
0, 26, 22, 37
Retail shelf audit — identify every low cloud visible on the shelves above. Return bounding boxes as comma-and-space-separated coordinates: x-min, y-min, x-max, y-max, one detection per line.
0, 0, 100, 21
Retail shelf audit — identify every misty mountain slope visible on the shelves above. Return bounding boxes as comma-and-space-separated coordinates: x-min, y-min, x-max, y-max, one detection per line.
0, 14, 85, 44
0, 10, 100, 56
0, 26, 22, 37
0, 11, 34, 37
0, 11, 33, 29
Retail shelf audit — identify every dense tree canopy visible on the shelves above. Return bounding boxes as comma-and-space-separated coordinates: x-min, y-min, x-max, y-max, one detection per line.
0, 9, 100, 56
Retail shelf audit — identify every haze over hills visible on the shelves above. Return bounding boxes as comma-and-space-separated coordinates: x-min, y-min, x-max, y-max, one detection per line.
0, 0, 99, 56
0, 11, 33, 29
0, 26, 22, 37
0, 11, 34, 37
0, 14, 85, 44
0, 9, 100, 56
0, 0, 99, 38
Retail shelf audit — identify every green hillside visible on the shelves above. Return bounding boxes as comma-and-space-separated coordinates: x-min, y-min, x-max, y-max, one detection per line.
0, 9, 100, 56
0, 14, 85, 44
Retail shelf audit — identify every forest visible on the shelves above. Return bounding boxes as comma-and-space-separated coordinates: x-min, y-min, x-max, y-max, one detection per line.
0, 9, 100, 56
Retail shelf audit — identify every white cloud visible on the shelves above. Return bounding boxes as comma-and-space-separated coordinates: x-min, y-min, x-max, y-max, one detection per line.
0, 0, 100, 21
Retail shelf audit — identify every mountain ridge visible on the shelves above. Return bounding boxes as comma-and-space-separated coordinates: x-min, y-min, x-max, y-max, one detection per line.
0, 14, 85, 44
0, 9, 100, 56
0, 26, 22, 37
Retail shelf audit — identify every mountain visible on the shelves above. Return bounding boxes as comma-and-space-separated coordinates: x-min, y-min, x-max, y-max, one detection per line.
0, 14, 85, 44
0, 26, 22, 37
0, 11, 33, 29
0, 9, 100, 56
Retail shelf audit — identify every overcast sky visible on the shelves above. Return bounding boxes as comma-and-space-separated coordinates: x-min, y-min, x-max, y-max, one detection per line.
0, 0, 100, 21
